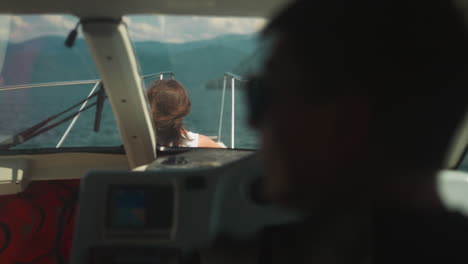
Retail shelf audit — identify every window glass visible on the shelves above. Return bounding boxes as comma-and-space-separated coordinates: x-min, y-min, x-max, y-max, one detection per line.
127, 15, 266, 149
0, 15, 121, 150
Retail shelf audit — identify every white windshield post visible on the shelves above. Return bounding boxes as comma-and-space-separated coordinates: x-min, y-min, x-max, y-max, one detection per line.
56, 81, 101, 148
217, 75, 227, 143
231, 78, 235, 149
82, 20, 156, 168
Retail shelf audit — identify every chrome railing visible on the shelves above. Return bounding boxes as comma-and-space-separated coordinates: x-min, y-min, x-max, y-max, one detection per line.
217, 72, 248, 149
0, 79, 100, 92
0, 71, 176, 93
56, 81, 102, 148
142, 71, 176, 81
0, 71, 176, 148
0, 71, 247, 149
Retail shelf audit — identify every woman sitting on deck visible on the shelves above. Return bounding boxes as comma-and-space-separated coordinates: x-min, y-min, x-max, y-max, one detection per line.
147, 79, 222, 148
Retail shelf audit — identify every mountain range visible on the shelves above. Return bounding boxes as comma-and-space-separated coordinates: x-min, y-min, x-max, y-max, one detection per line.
1, 34, 260, 87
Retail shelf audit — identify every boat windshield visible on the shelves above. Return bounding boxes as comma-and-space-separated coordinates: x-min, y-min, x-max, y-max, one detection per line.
0, 14, 264, 152
0, 15, 121, 151
128, 15, 264, 149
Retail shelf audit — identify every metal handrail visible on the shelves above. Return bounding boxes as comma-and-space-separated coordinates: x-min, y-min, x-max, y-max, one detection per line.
142, 71, 176, 81
0, 79, 100, 92
1, 72, 234, 149
217, 75, 228, 145
0, 72, 178, 149
224, 72, 247, 81
56, 81, 102, 148
217, 72, 248, 149
0, 71, 176, 93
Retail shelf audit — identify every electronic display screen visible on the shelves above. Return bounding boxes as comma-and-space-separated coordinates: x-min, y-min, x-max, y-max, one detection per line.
107, 184, 174, 230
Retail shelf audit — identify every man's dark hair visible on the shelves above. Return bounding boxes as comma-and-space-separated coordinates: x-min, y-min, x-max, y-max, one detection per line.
263, 0, 468, 169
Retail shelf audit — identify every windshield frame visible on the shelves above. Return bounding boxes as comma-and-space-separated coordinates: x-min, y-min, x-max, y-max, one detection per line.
0, 14, 264, 163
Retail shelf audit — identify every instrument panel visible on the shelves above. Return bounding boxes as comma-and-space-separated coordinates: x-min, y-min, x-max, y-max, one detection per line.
71, 150, 302, 264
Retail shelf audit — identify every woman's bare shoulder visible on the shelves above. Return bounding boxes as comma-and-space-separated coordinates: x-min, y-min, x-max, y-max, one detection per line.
198, 134, 223, 148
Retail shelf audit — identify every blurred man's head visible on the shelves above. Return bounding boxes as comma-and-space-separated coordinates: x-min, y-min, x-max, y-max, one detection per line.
251, 0, 468, 208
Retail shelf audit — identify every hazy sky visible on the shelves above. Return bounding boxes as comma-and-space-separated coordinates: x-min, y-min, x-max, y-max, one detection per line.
0, 15, 266, 43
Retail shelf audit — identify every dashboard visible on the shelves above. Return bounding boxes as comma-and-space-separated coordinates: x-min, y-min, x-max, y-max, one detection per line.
71, 149, 303, 264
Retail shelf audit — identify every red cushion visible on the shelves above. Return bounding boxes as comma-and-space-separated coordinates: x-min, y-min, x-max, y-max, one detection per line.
0, 180, 80, 264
